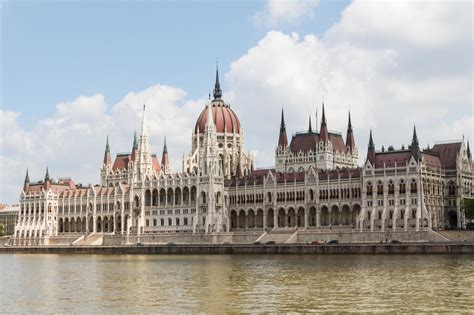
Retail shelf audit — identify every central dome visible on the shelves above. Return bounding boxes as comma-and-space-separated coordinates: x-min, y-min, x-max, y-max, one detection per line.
194, 100, 241, 134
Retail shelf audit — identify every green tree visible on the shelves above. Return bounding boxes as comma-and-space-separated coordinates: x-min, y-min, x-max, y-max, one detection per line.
462, 198, 474, 225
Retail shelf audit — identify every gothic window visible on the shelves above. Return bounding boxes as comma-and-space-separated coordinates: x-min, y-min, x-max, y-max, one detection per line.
377, 181, 383, 195
410, 179, 417, 194
366, 182, 373, 196
388, 181, 395, 195
399, 180, 406, 194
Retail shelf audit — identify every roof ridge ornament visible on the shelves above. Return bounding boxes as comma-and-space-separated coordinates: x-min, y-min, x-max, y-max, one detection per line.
213, 60, 222, 100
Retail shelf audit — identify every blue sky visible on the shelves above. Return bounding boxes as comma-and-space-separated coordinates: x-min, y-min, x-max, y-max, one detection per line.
2, 0, 349, 127
1, 0, 472, 204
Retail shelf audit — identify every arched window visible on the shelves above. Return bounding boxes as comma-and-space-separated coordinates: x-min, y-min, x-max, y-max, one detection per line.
448, 181, 456, 196
267, 192, 272, 203
388, 181, 394, 195
377, 181, 383, 195
366, 182, 373, 196
410, 179, 417, 194
201, 191, 206, 204
399, 180, 406, 194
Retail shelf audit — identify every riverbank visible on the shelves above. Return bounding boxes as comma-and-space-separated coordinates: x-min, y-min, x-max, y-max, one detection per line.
1, 243, 473, 254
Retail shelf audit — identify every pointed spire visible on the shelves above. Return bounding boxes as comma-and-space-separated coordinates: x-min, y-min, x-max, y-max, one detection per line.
321, 103, 327, 126
278, 107, 288, 147
315, 107, 318, 133
161, 136, 170, 175
45, 166, 50, 182
366, 130, 376, 165
368, 130, 374, 150
140, 104, 148, 137
213, 60, 222, 100
348, 111, 353, 132
345, 111, 355, 151
411, 125, 419, 147
103, 135, 112, 166
280, 107, 286, 129
23, 169, 30, 191
105, 135, 110, 152
308, 115, 313, 133
133, 131, 138, 150
206, 96, 216, 130
410, 125, 421, 162
319, 102, 328, 143
25, 169, 30, 183
467, 141, 471, 160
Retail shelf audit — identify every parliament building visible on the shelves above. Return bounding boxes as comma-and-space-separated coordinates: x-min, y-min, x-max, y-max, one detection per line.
13, 68, 473, 245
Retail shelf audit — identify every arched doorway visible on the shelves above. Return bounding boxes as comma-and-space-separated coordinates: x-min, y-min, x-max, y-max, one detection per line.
447, 210, 457, 228
267, 209, 274, 228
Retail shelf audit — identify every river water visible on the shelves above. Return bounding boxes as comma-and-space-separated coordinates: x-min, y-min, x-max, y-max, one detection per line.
0, 254, 473, 313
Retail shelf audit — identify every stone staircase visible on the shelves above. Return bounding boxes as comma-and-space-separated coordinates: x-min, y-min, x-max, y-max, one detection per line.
257, 228, 298, 244
73, 232, 103, 246
436, 230, 474, 242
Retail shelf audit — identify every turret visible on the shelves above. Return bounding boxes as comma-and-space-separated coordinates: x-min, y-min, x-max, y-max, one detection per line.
319, 103, 328, 143
161, 137, 170, 175
103, 135, 112, 166
277, 108, 288, 147
308, 115, 313, 133
410, 125, 421, 162
43, 166, 51, 190
213, 64, 222, 100
467, 141, 471, 161
366, 130, 375, 165
131, 131, 138, 161
345, 111, 355, 151
23, 169, 30, 192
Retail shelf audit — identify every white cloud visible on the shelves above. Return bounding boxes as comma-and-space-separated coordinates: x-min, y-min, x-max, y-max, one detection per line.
254, 0, 320, 27
1, 1, 472, 204
0, 85, 207, 204
228, 1, 473, 167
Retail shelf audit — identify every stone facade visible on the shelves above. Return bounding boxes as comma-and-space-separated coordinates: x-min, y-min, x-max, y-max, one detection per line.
13, 69, 473, 246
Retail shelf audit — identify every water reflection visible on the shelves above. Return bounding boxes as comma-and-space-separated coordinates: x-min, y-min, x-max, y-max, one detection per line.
1, 254, 473, 313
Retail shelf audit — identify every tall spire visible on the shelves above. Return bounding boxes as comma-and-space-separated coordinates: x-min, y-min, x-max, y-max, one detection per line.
23, 169, 30, 191
140, 104, 148, 137
366, 130, 375, 165
410, 124, 421, 162
278, 107, 288, 147
368, 130, 374, 150
213, 60, 222, 100
45, 166, 50, 182
315, 107, 318, 133
103, 135, 112, 166
467, 141, 471, 160
411, 125, 419, 147
206, 94, 216, 130
43, 166, 51, 190
348, 111, 353, 131
308, 115, 313, 133
345, 111, 355, 151
319, 103, 328, 143
161, 136, 170, 175
133, 131, 138, 150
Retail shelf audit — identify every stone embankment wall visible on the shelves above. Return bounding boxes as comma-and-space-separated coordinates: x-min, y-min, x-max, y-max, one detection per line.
1, 243, 473, 255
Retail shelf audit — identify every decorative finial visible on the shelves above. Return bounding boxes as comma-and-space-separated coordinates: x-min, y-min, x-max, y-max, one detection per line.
213, 61, 222, 100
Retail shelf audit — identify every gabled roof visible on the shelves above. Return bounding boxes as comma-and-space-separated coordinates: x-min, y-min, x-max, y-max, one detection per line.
112, 154, 130, 171
289, 132, 347, 154
374, 150, 412, 168
432, 142, 462, 169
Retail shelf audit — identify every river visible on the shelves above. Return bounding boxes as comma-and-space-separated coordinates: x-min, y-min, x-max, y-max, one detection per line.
0, 254, 473, 313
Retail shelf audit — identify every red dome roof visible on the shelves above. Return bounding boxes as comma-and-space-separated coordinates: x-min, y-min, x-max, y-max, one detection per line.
194, 100, 241, 134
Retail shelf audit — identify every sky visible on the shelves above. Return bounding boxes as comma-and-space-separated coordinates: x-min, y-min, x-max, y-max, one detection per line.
1, 0, 473, 204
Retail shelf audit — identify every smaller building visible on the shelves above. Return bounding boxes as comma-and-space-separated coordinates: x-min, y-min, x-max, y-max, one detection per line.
0, 204, 20, 235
